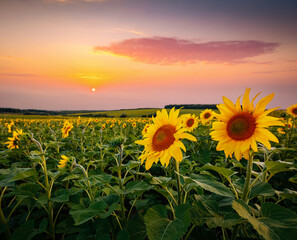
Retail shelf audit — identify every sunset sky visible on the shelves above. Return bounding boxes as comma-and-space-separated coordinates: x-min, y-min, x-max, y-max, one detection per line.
0, 0, 296, 110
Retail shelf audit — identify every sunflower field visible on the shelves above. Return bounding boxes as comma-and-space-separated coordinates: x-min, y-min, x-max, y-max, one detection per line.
0, 89, 297, 240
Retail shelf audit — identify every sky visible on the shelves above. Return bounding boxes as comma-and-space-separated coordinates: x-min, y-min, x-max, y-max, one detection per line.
0, 0, 296, 110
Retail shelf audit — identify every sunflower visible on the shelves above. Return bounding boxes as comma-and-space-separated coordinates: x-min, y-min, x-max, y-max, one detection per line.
58, 155, 69, 169
5, 129, 23, 150
182, 114, 198, 132
200, 109, 215, 124
277, 128, 285, 134
135, 108, 197, 170
61, 121, 73, 138
287, 103, 297, 117
142, 123, 150, 135
210, 88, 283, 161
285, 118, 293, 129
132, 122, 137, 128
122, 123, 127, 128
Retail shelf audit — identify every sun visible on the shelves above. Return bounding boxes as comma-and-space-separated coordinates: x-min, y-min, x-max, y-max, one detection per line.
92, 88, 96, 92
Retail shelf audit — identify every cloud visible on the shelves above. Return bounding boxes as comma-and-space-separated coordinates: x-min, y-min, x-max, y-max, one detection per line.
253, 69, 297, 74
112, 28, 146, 36
45, 0, 108, 3
94, 37, 279, 65
0, 73, 40, 77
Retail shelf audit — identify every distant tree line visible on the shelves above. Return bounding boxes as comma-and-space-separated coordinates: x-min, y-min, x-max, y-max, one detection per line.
164, 104, 218, 110
0, 108, 105, 116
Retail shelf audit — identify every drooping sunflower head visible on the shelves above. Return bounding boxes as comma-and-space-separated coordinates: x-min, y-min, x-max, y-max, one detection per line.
182, 114, 198, 132
5, 136, 20, 150
58, 155, 69, 169
5, 129, 24, 150
136, 108, 196, 170
200, 109, 215, 124
287, 103, 297, 117
61, 121, 73, 138
210, 88, 283, 161
277, 128, 285, 135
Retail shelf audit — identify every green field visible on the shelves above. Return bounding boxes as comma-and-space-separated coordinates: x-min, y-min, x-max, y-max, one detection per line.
0, 107, 295, 240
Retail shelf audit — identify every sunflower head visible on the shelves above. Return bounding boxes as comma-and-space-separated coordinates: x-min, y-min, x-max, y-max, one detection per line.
142, 123, 150, 135
135, 108, 196, 170
58, 155, 69, 169
287, 103, 297, 117
210, 88, 283, 161
200, 109, 215, 124
277, 128, 285, 135
5, 129, 24, 150
61, 121, 74, 138
182, 114, 198, 132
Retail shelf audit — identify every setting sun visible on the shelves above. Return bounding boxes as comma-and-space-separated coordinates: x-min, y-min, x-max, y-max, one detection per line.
92, 88, 96, 92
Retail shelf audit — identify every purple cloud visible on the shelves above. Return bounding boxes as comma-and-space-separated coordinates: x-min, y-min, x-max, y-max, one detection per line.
94, 37, 279, 65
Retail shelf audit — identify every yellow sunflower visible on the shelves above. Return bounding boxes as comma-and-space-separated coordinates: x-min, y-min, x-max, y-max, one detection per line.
135, 108, 197, 170
122, 123, 127, 128
5, 129, 23, 150
200, 109, 215, 124
287, 103, 297, 117
132, 122, 137, 128
58, 155, 69, 169
210, 88, 283, 161
182, 114, 198, 132
61, 121, 73, 138
277, 128, 285, 135
142, 123, 150, 135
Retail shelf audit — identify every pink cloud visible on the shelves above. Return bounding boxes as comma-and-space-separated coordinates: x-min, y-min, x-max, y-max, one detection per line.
94, 37, 279, 65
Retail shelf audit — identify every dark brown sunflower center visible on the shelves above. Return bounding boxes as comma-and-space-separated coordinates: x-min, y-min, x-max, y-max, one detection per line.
186, 118, 194, 127
204, 113, 211, 119
227, 113, 256, 140
292, 108, 297, 115
13, 138, 19, 146
64, 126, 71, 134
152, 124, 176, 151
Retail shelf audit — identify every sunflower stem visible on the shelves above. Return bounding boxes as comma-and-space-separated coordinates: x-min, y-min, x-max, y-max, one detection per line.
242, 152, 253, 203
232, 153, 254, 240
175, 160, 182, 205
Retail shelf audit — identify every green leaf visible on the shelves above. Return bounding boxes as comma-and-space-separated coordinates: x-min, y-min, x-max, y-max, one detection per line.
51, 189, 69, 203
117, 230, 130, 240
62, 174, 82, 181
15, 183, 41, 199
125, 214, 147, 240
261, 202, 297, 226
89, 174, 113, 185
197, 149, 211, 164
250, 181, 275, 198
10, 168, 37, 181
232, 200, 279, 240
265, 161, 297, 176
199, 164, 235, 179
150, 176, 173, 187
275, 188, 297, 200
259, 203, 297, 240
96, 218, 111, 240
125, 180, 152, 195
175, 203, 191, 231
190, 174, 234, 197
144, 205, 186, 240
70, 200, 107, 225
